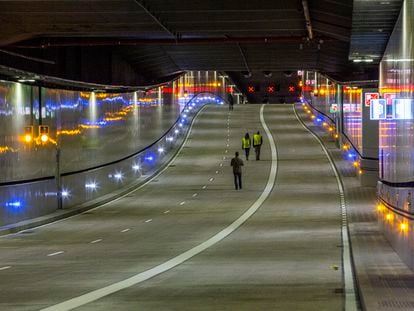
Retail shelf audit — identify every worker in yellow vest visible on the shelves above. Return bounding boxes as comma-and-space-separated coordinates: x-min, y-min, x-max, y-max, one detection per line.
242, 132, 251, 160
253, 131, 263, 160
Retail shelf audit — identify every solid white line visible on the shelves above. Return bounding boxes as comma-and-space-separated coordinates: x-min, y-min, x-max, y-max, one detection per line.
90, 239, 102, 244
163, 210, 170, 214
0, 266, 11, 271
192, 193, 198, 197
179, 201, 186, 205
121, 229, 130, 233
39, 104, 278, 311
3, 105, 209, 239
292, 104, 358, 311
47, 251, 64, 257
145, 219, 152, 223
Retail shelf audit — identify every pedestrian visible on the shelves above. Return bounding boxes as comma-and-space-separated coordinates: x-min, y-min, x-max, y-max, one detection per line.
253, 131, 263, 160
228, 93, 234, 111
242, 132, 251, 160
230, 151, 244, 190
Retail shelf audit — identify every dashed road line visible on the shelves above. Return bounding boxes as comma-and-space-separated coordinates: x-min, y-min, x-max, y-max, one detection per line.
179, 201, 186, 205
202, 185, 207, 189
209, 178, 214, 182
192, 193, 198, 197
121, 229, 130, 233
145, 219, 153, 223
0, 266, 11, 271
163, 210, 170, 214
215, 171, 219, 174
39, 104, 278, 311
220, 163, 223, 167
47, 251, 64, 257
90, 239, 102, 244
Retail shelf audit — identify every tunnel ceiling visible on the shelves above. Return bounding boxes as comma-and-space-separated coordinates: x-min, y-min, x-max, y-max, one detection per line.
0, 0, 404, 88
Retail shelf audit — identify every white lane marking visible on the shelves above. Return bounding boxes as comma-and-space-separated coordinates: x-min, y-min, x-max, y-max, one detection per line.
47, 251, 64, 257
163, 210, 170, 214
293, 105, 358, 311
215, 171, 219, 174
39, 104, 278, 311
3, 106, 209, 239
223, 156, 226, 160
209, 178, 214, 182
192, 193, 198, 197
0, 266, 11, 271
179, 201, 186, 206
220, 163, 223, 167
226, 144, 229, 147
225, 150, 228, 153
202, 185, 207, 189
145, 219, 152, 223
121, 229, 130, 233
90, 239, 102, 244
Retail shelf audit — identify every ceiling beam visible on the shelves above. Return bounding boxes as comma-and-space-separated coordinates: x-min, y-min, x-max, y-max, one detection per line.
302, 0, 314, 40
133, 0, 180, 41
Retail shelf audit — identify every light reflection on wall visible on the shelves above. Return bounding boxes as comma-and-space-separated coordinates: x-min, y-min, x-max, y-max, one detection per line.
379, 0, 414, 183
343, 86, 363, 153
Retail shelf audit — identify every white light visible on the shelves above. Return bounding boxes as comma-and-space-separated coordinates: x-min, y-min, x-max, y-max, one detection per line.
158, 147, 164, 153
114, 172, 123, 180
132, 164, 140, 171
184, 109, 189, 113
183, 114, 187, 118
192, 103, 196, 106
175, 129, 179, 134
166, 136, 174, 142
179, 123, 183, 127
189, 106, 193, 110
85, 182, 97, 189
61, 190, 69, 197
353, 59, 373, 63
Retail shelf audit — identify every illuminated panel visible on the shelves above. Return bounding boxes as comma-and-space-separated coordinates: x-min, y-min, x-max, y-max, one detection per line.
370, 99, 387, 120
392, 99, 413, 120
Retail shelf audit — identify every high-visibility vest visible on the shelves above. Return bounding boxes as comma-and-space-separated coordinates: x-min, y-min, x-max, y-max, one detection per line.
253, 134, 262, 146
242, 137, 251, 149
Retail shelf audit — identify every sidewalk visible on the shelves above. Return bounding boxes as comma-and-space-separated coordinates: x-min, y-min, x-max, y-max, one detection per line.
295, 103, 414, 311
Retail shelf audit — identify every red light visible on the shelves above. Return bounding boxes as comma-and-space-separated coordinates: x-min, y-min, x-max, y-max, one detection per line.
288, 86, 295, 92
267, 86, 275, 93
247, 86, 255, 93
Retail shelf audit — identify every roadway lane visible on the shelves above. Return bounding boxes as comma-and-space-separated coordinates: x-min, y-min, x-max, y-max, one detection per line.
30, 104, 345, 311
0, 104, 271, 310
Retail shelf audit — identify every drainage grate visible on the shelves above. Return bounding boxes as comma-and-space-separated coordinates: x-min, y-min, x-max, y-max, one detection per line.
379, 301, 414, 308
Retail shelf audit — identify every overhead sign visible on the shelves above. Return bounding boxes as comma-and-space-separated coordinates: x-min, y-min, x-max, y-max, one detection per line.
393, 99, 413, 119
330, 103, 338, 113
370, 99, 387, 120
364, 92, 379, 107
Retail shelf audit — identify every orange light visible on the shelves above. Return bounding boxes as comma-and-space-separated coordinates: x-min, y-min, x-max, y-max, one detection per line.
329, 127, 334, 132
322, 122, 328, 127
376, 204, 382, 212
40, 134, 49, 143
299, 81, 303, 87
313, 89, 318, 95
24, 134, 32, 143
311, 115, 315, 119
334, 134, 339, 139
386, 213, 392, 221
342, 145, 349, 150
306, 110, 311, 114
358, 169, 363, 175
353, 161, 359, 167
400, 223, 407, 232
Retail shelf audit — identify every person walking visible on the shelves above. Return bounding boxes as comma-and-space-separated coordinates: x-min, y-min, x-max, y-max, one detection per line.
253, 131, 263, 160
228, 93, 234, 111
230, 151, 244, 190
242, 133, 251, 160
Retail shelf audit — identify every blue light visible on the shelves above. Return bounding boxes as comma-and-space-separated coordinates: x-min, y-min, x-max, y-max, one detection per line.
5, 201, 22, 208
316, 118, 322, 123
347, 152, 356, 159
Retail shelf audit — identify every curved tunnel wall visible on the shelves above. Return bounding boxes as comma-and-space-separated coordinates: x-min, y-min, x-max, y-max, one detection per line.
0, 71, 231, 229
377, 0, 414, 270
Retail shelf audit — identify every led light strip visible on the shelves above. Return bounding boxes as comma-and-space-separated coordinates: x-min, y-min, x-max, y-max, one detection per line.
293, 104, 358, 311
40, 104, 278, 311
